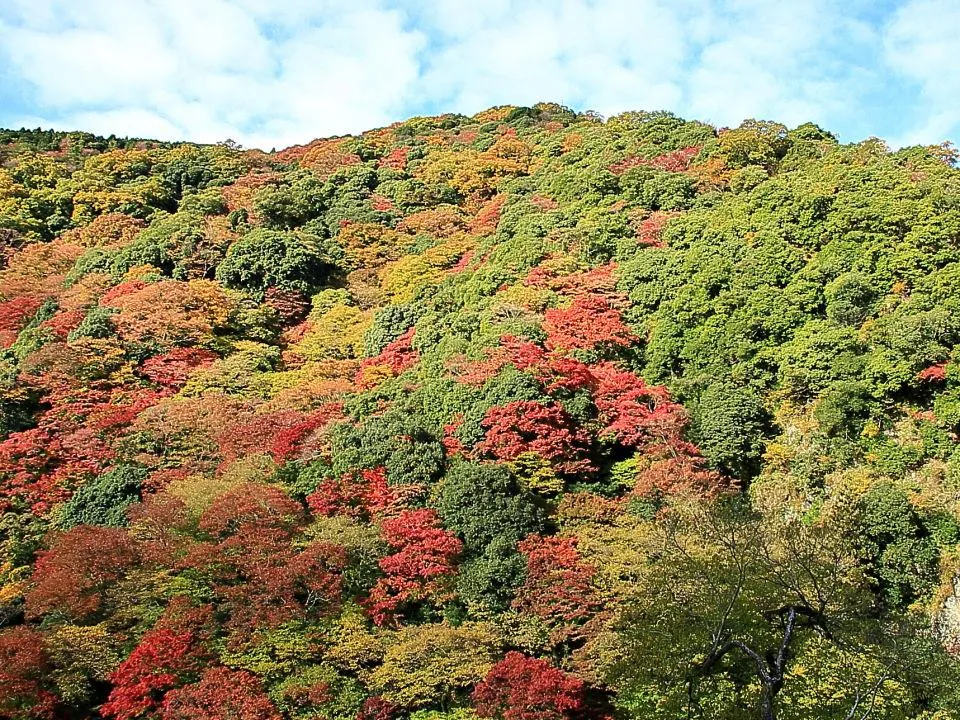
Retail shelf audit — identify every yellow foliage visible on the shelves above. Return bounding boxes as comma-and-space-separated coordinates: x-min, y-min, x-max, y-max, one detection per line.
181, 341, 277, 398
63, 212, 146, 249
47, 623, 121, 704
417, 150, 495, 199
127, 393, 252, 470
122, 264, 161, 281
508, 451, 565, 495
293, 303, 371, 360
265, 360, 358, 391
687, 156, 732, 192
20, 337, 132, 387
379, 238, 471, 304
416, 132, 530, 205
222, 170, 280, 220
71, 152, 171, 223
58, 273, 114, 313
357, 363, 395, 388
495, 283, 555, 312
0, 562, 29, 605
485, 133, 532, 174
326, 605, 386, 674
0, 238, 85, 299
368, 622, 499, 709
166, 474, 244, 520
106, 279, 237, 348
264, 379, 354, 413
562, 133, 584, 153
473, 106, 514, 123
282, 138, 361, 177
345, 268, 385, 310
0, 169, 19, 199
220, 453, 278, 485
359, 127, 397, 156
379, 255, 445, 305
262, 363, 355, 410
777, 636, 913, 717
340, 222, 406, 269
397, 206, 468, 239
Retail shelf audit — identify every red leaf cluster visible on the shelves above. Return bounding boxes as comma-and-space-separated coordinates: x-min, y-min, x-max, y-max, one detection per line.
591, 362, 687, 451
0, 294, 43, 347
451, 250, 475, 273
500, 337, 596, 392
26, 526, 139, 621
917, 362, 948, 383
608, 146, 700, 175
216, 409, 311, 467
512, 535, 602, 646
270, 404, 345, 462
634, 210, 680, 247
187, 485, 346, 633
378, 146, 409, 172
0, 628, 58, 720
101, 628, 203, 720
357, 696, 398, 720
473, 652, 586, 720
100, 280, 148, 305
139, 348, 219, 388
478, 400, 593, 474
366, 509, 462, 625
524, 263, 619, 300
307, 466, 397, 520
470, 195, 507, 234
160, 667, 280, 720
356, 328, 419, 388
40, 308, 86, 338
198, 483, 303, 539
633, 454, 729, 501
530, 194, 558, 211
264, 286, 310, 326
543, 296, 636, 352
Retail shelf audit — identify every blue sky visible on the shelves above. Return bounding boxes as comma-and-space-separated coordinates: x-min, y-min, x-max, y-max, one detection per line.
0, 0, 956, 150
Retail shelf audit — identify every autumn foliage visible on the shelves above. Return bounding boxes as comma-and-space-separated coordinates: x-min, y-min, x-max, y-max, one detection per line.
478, 400, 593, 474
160, 667, 281, 720
1, 107, 956, 720
543, 296, 636, 352
366, 509, 462, 625
473, 652, 586, 720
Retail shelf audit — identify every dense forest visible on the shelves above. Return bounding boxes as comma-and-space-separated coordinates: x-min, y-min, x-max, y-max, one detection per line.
1, 104, 960, 720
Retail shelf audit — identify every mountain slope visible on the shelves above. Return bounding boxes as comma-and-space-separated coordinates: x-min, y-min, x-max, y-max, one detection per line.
1, 105, 960, 719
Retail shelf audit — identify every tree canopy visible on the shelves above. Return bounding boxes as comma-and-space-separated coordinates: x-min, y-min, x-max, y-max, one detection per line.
1, 107, 959, 719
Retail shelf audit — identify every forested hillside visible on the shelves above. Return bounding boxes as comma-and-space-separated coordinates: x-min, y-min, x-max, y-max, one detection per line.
2, 104, 960, 720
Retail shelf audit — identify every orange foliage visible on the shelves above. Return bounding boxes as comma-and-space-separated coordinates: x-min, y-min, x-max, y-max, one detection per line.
397, 206, 468, 238
104, 280, 235, 349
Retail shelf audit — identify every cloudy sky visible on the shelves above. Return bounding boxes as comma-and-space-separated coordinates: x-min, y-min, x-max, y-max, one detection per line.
0, 0, 955, 150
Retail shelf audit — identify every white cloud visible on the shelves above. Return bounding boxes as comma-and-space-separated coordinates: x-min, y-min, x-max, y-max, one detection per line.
0, 0, 425, 148
882, 0, 960, 147
0, 0, 954, 148
411, 0, 696, 117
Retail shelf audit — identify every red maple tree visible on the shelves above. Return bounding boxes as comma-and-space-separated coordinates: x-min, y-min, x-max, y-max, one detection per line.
591, 362, 687, 451
543, 296, 636, 352
0, 627, 58, 720
473, 652, 586, 720
512, 534, 602, 647
478, 400, 593, 474
160, 667, 280, 720
25, 526, 139, 621
365, 508, 462, 625
139, 348, 219, 388
101, 627, 206, 720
